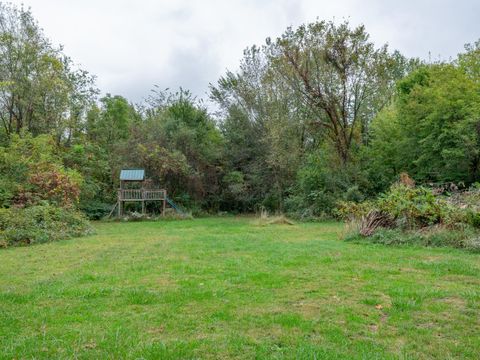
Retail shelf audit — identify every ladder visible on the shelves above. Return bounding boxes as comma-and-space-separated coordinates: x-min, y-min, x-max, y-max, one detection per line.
107, 201, 119, 218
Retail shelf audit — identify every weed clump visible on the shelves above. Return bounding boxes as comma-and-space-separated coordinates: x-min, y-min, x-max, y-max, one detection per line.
254, 208, 295, 226
338, 180, 480, 251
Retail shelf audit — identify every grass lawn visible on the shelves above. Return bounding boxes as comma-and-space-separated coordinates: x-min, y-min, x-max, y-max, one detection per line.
1, 217, 479, 359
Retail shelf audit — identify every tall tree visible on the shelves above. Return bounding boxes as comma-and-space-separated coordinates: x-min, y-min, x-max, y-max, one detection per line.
369, 62, 480, 185
211, 46, 308, 210
458, 39, 480, 83
122, 89, 224, 209
211, 20, 413, 212
89, 94, 137, 150
0, 3, 96, 142
267, 20, 413, 163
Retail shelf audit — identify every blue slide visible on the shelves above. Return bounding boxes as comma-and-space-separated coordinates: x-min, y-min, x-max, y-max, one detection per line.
166, 197, 186, 216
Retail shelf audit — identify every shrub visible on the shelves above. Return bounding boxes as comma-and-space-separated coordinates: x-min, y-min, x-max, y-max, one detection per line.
26, 163, 82, 207
358, 210, 393, 236
339, 184, 466, 232
449, 186, 480, 228
79, 201, 113, 220
338, 182, 477, 251
0, 134, 84, 208
0, 204, 93, 247
335, 200, 375, 221
466, 210, 480, 228
376, 184, 456, 229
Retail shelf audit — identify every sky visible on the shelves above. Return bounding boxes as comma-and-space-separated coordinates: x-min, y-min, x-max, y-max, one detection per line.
11, 0, 480, 104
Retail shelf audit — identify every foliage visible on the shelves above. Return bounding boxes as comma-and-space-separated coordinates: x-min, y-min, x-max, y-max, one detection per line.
87, 95, 138, 151
375, 184, 458, 229
340, 183, 466, 228
466, 210, 480, 228
0, 204, 92, 247
0, 134, 91, 245
211, 20, 415, 215
446, 184, 480, 229
0, 3, 96, 142
62, 142, 113, 211
458, 39, 480, 83
25, 162, 82, 207
286, 145, 370, 218
1, 4, 480, 225
79, 200, 113, 220
121, 90, 224, 210
217, 105, 274, 212
267, 20, 414, 163
0, 134, 83, 208
339, 182, 478, 250
368, 63, 480, 186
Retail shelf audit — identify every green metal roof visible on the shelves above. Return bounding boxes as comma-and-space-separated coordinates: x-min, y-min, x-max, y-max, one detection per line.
120, 169, 145, 181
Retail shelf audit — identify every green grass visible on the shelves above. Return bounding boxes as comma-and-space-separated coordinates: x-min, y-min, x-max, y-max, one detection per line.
0, 217, 479, 359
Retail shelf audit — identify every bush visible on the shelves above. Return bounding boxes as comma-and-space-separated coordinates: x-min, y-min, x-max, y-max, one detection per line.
449, 186, 480, 228
338, 182, 478, 251
79, 201, 113, 220
286, 147, 370, 218
0, 204, 93, 247
0, 134, 84, 208
339, 184, 466, 231
466, 211, 480, 228
376, 184, 460, 229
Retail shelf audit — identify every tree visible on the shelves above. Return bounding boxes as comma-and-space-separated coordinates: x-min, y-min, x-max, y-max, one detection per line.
219, 105, 268, 211
458, 39, 480, 84
267, 20, 413, 163
0, 3, 96, 142
122, 89, 224, 210
369, 63, 480, 185
211, 20, 413, 213
211, 46, 307, 211
365, 105, 403, 191
88, 94, 137, 151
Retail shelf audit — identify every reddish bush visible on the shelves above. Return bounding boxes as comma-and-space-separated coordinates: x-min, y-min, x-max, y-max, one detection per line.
17, 163, 82, 207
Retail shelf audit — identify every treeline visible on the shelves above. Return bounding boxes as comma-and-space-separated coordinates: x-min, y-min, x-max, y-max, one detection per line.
212, 22, 480, 216
1, 3, 480, 230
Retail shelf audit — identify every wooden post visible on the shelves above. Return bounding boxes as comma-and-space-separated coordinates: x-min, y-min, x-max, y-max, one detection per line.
118, 200, 123, 217
117, 190, 121, 217
118, 182, 123, 218
162, 190, 166, 216
141, 187, 145, 215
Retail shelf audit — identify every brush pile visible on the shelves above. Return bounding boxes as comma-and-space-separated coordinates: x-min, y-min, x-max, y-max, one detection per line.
337, 176, 480, 251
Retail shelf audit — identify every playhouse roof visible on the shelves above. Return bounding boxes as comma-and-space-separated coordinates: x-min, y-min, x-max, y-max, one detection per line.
120, 169, 145, 181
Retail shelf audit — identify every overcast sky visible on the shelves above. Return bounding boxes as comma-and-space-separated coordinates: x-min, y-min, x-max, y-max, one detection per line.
11, 0, 480, 104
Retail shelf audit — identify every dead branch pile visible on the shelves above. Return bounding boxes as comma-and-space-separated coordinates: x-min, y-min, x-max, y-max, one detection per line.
359, 210, 393, 236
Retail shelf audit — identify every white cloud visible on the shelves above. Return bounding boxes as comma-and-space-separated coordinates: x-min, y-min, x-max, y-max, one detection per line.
11, 0, 480, 103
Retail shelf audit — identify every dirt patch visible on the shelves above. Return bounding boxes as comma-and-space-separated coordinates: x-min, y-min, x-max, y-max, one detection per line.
146, 326, 165, 335
291, 300, 323, 317
437, 296, 466, 308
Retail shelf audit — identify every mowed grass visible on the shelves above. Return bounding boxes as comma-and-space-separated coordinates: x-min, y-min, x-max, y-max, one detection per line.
1, 218, 479, 359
